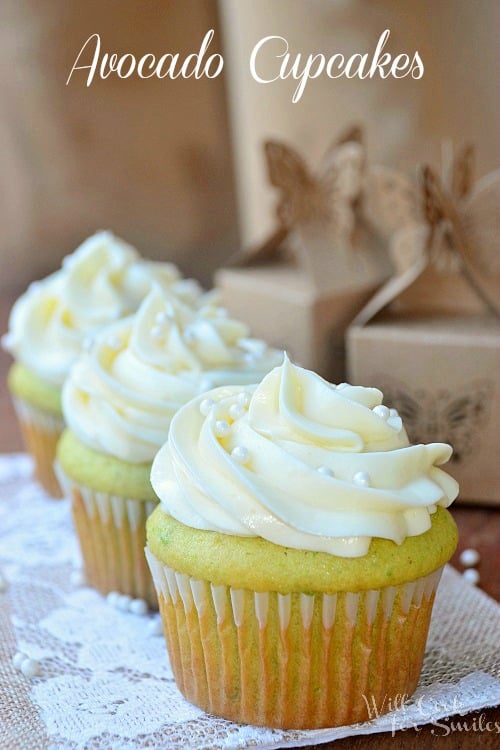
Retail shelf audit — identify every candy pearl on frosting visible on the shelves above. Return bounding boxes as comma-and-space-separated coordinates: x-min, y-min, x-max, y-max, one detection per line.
155, 311, 170, 325
106, 335, 122, 352
228, 403, 245, 421
337, 383, 348, 390
183, 329, 196, 345
199, 398, 215, 416
317, 465, 334, 477
151, 325, 165, 341
231, 446, 249, 464
373, 405, 390, 420
353, 471, 371, 487
389, 408, 398, 418
215, 420, 231, 438
237, 392, 251, 408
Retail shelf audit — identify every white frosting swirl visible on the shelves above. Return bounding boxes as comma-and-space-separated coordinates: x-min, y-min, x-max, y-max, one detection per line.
2, 231, 206, 386
62, 287, 282, 463
151, 357, 459, 557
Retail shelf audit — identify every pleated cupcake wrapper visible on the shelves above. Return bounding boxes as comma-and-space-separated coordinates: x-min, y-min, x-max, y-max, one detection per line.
146, 545, 443, 729
58, 469, 158, 608
12, 396, 65, 498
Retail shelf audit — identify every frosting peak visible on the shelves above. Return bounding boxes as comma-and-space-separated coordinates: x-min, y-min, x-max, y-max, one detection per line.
3, 231, 200, 386
62, 288, 282, 463
151, 357, 459, 557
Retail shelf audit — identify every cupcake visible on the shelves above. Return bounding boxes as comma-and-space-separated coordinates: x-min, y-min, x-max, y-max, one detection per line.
146, 356, 459, 729
2, 230, 196, 496
56, 286, 282, 607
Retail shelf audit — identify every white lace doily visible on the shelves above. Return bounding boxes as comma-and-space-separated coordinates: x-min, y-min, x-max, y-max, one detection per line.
0, 453, 499, 750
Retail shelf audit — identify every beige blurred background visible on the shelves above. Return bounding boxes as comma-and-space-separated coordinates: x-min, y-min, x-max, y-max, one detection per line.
0, 0, 499, 290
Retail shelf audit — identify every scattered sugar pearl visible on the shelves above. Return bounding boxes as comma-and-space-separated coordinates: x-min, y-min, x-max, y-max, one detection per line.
29, 281, 41, 292
462, 569, 480, 586
155, 311, 170, 325
337, 383, 348, 391
0, 570, 8, 592
147, 618, 164, 636
1, 333, 14, 351
231, 446, 249, 464
460, 548, 480, 568
106, 335, 122, 351
389, 408, 398, 418
70, 570, 86, 587
353, 471, 371, 487
129, 598, 148, 616
200, 398, 215, 416
373, 405, 390, 420
116, 594, 132, 611
21, 658, 40, 679
317, 466, 334, 477
151, 325, 165, 341
237, 392, 251, 408
13, 652, 27, 670
106, 591, 120, 607
183, 329, 196, 345
214, 420, 231, 438
228, 403, 244, 421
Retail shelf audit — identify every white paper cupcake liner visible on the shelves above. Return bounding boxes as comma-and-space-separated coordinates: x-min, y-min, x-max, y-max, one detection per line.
146, 545, 444, 728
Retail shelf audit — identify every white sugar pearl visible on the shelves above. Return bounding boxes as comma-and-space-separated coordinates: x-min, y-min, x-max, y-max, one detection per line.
200, 398, 215, 416
228, 403, 244, 421
337, 383, 348, 390
463, 569, 480, 586
151, 325, 164, 341
373, 405, 390, 420
155, 311, 170, 324
183, 329, 196, 345
147, 618, 164, 636
117, 594, 132, 611
20, 658, 40, 678
70, 570, 86, 587
13, 652, 27, 669
129, 598, 148, 616
106, 591, 120, 607
231, 446, 249, 464
29, 281, 41, 291
389, 408, 398, 418
106, 335, 122, 351
237, 392, 251, 408
317, 466, 334, 477
460, 549, 480, 568
353, 471, 371, 487
214, 420, 231, 438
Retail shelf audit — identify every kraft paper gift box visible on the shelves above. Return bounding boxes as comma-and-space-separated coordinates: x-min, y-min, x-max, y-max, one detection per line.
215, 128, 411, 381
347, 154, 500, 504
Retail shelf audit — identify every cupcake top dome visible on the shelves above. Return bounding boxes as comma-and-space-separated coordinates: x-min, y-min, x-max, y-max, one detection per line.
62, 286, 283, 463
2, 230, 204, 387
151, 356, 459, 557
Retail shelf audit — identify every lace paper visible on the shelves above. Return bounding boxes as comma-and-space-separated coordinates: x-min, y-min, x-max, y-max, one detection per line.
0, 453, 499, 750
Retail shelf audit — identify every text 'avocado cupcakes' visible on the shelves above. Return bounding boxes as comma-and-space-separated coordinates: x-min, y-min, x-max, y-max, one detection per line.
146, 356, 458, 728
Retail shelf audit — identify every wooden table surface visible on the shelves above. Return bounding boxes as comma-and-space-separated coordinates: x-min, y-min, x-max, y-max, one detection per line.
0, 290, 498, 748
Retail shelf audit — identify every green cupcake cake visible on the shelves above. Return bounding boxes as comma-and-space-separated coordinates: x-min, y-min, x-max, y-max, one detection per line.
146, 356, 459, 728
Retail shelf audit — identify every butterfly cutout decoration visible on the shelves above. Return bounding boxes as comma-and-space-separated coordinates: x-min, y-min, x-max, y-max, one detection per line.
376, 376, 494, 465
421, 154, 500, 318
228, 124, 365, 268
